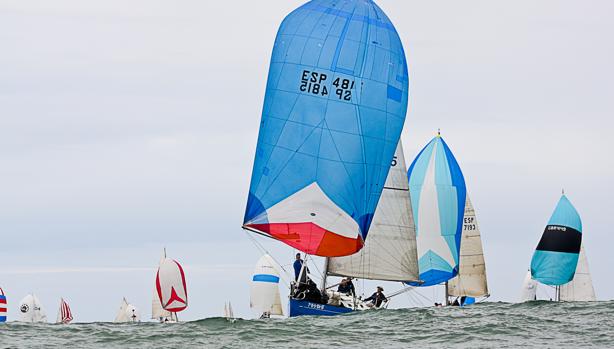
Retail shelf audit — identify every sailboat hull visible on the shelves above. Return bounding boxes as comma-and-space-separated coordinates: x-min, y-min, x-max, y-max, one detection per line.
288, 299, 353, 317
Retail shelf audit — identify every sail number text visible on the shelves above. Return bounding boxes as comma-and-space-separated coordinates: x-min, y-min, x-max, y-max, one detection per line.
464, 216, 476, 231
300, 70, 355, 101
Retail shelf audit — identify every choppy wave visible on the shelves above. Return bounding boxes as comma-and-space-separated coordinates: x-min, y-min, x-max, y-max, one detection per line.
1, 301, 612, 348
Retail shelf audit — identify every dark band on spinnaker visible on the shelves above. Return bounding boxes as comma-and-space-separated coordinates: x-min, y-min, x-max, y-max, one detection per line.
535, 225, 581, 254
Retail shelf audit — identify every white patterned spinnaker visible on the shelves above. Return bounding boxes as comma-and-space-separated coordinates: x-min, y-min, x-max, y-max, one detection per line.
560, 245, 596, 301
327, 142, 419, 282
250, 255, 283, 316
519, 270, 538, 302
156, 257, 188, 313
19, 294, 47, 323
56, 298, 73, 324
114, 298, 140, 323
447, 195, 489, 298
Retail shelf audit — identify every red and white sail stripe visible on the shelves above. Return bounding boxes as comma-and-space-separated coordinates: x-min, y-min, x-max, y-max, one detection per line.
0, 287, 7, 322
57, 298, 73, 324
156, 258, 188, 312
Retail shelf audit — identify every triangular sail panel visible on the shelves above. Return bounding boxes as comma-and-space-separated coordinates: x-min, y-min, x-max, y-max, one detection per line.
327, 142, 419, 282
406, 136, 466, 286
530, 194, 582, 286
447, 195, 489, 298
156, 257, 188, 313
243, 0, 410, 257
560, 245, 596, 301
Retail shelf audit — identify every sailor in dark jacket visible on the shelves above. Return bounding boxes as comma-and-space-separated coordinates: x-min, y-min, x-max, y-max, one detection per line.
337, 277, 356, 297
364, 286, 387, 308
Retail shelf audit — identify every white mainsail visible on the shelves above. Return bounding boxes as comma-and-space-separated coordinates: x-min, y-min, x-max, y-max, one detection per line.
19, 294, 47, 323
326, 142, 419, 282
520, 270, 538, 302
447, 195, 489, 298
560, 245, 596, 301
250, 255, 283, 317
152, 251, 173, 321
114, 298, 140, 323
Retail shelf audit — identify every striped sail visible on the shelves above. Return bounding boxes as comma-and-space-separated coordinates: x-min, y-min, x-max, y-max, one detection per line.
531, 194, 582, 286
326, 142, 419, 282
243, 0, 410, 257
156, 257, 188, 313
447, 195, 489, 298
560, 245, 596, 301
406, 136, 466, 286
56, 298, 73, 324
0, 288, 6, 323
250, 255, 283, 316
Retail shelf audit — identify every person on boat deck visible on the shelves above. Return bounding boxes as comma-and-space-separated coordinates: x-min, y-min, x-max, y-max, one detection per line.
365, 286, 387, 308
293, 253, 309, 283
337, 277, 356, 296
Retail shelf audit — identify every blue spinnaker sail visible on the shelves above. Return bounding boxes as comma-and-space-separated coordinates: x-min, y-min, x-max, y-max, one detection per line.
530, 194, 582, 286
406, 135, 466, 286
243, 0, 409, 257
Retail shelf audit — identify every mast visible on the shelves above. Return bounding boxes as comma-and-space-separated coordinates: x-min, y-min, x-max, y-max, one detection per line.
320, 258, 329, 292
445, 282, 449, 305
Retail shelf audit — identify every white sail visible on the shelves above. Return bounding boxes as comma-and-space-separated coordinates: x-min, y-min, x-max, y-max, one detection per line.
152, 251, 173, 321
520, 270, 538, 302
250, 255, 283, 316
448, 195, 489, 298
114, 298, 140, 323
560, 245, 596, 301
19, 294, 47, 323
326, 142, 419, 282
224, 302, 235, 319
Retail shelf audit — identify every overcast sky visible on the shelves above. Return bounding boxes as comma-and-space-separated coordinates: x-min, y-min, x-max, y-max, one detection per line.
1, 0, 613, 322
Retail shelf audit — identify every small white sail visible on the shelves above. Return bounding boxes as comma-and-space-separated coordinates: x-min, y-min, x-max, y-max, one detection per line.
224, 302, 235, 320
152, 251, 173, 322
520, 270, 538, 302
250, 255, 283, 317
56, 298, 73, 324
448, 195, 489, 298
327, 142, 419, 282
19, 294, 47, 323
560, 245, 596, 301
114, 298, 140, 323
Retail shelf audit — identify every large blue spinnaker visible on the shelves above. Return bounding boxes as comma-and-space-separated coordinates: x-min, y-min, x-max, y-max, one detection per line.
406, 135, 466, 286
531, 194, 582, 286
243, 0, 410, 257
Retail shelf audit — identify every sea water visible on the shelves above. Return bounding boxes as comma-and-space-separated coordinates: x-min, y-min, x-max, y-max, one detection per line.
1, 301, 612, 348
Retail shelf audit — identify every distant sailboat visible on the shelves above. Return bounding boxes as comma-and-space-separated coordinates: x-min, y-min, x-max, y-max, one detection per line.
447, 195, 489, 305
155, 251, 188, 322
559, 245, 597, 301
19, 294, 47, 323
224, 302, 236, 323
242, 0, 410, 317
114, 298, 140, 323
250, 255, 284, 319
152, 250, 184, 323
520, 270, 538, 302
56, 298, 73, 324
521, 193, 586, 302
0, 288, 6, 323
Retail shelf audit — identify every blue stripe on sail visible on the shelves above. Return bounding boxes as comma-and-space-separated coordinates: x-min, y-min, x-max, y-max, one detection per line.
244, 0, 409, 246
0, 296, 5, 301
0, 316, 6, 322
531, 250, 579, 286
253, 274, 280, 283
442, 138, 466, 264
415, 251, 456, 287
548, 195, 582, 233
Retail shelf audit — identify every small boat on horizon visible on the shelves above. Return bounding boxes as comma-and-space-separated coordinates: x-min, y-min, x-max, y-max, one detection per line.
114, 297, 140, 323
56, 298, 73, 324
19, 293, 47, 323
153, 249, 188, 323
0, 288, 6, 323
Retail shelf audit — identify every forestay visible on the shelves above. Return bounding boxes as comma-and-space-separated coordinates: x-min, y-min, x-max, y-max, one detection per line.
243, 0, 410, 257
327, 142, 419, 282
448, 195, 489, 298
560, 245, 596, 301
407, 135, 466, 286
531, 194, 582, 286
156, 257, 188, 313
19, 294, 47, 323
250, 255, 283, 316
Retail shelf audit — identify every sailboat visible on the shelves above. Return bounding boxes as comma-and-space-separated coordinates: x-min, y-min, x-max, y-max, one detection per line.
114, 298, 140, 323
242, 0, 410, 317
0, 288, 6, 323
521, 193, 584, 302
224, 302, 236, 323
56, 298, 73, 324
405, 134, 467, 305
250, 255, 284, 318
446, 195, 489, 305
154, 251, 188, 322
19, 294, 47, 323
